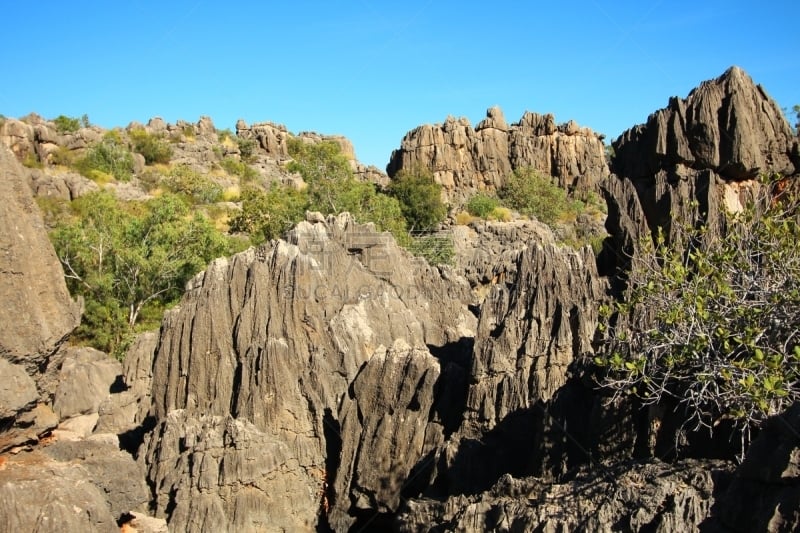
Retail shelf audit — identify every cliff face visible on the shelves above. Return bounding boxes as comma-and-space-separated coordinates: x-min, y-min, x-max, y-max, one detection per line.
141, 213, 477, 531
613, 66, 797, 182
0, 144, 163, 532
387, 106, 609, 204
2, 66, 799, 533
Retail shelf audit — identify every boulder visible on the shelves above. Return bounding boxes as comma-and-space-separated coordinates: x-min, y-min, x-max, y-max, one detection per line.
52, 347, 121, 420
43, 439, 150, 520
0, 452, 118, 532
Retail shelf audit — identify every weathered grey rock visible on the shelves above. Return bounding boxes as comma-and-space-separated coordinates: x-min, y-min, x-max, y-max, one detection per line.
451, 219, 555, 304
43, 439, 150, 519
0, 145, 80, 374
143, 212, 476, 531
96, 331, 158, 434
0, 451, 118, 532
387, 108, 609, 204
712, 402, 800, 532
465, 243, 605, 430
0, 401, 59, 453
52, 347, 121, 420
142, 410, 321, 533
119, 512, 168, 533
0, 118, 36, 160
329, 340, 446, 531
613, 66, 797, 181
398, 460, 734, 532
0, 359, 38, 419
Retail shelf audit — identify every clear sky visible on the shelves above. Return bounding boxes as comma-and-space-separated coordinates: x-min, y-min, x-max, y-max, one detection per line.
2, 1, 797, 168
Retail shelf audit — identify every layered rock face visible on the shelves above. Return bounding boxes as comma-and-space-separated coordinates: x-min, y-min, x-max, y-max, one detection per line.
141, 213, 476, 531
0, 145, 81, 452
613, 66, 797, 182
387, 106, 609, 203
0, 144, 164, 532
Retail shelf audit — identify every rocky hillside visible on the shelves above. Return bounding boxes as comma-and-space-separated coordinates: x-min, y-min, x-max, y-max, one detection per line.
387, 106, 609, 204
1, 66, 799, 533
0, 112, 385, 205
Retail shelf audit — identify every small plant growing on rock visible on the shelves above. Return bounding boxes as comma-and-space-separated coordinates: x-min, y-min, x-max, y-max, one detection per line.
236, 137, 257, 163
595, 175, 800, 455
52, 114, 82, 133
499, 168, 581, 226
465, 193, 500, 218
129, 128, 173, 165
75, 134, 135, 182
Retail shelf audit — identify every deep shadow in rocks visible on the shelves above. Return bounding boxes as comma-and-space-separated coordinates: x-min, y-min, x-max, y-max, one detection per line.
118, 415, 156, 458
318, 408, 341, 533
427, 337, 474, 439
434, 407, 539, 497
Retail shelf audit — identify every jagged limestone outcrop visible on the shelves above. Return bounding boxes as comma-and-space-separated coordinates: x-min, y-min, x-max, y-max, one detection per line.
0, 143, 165, 532
398, 459, 734, 532
141, 212, 476, 531
613, 66, 797, 182
387, 106, 609, 204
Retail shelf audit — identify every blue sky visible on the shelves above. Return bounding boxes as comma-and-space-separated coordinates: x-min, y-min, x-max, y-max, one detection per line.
2, 1, 797, 168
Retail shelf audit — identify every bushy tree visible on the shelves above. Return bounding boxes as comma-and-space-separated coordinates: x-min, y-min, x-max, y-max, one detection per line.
51, 191, 234, 357
595, 176, 800, 453
229, 184, 309, 242
388, 167, 446, 230
129, 128, 173, 165
76, 133, 135, 181
163, 164, 223, 204
287, 137, 409, 242
499, 167, 579, 226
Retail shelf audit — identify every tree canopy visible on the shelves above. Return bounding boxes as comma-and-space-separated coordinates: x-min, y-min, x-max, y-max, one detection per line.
595, 176, 800, 454
51, 191, 237, 356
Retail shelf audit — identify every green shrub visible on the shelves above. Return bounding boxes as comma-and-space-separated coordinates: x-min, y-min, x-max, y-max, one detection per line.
236, 137, 257, 162
387, 167, 446, 231
163, 165, 223, 204
52, 114, 82, 133
408, 233, 454, 266
220, 157, 259, 183
595, 176, 800, 454
217, 129, 235, 143
51, 146, 76, 167
75, 134, 135, 181
465, 193, 500, 218
499, 168, 579, 226
22, 152, 43, 169
229, 184, 308, 242
129, 128, 173, 165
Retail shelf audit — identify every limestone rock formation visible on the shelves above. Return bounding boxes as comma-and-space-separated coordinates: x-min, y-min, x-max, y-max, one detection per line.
0, 145, 80, 373
141, 212, 476, 531
613, 66, 797, 182
397, 460, 734, 532
713, 402, 800, 532
329, 340, 446, 530
0, 144, 81, 453
387, 106, 609, 204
